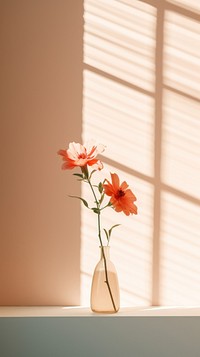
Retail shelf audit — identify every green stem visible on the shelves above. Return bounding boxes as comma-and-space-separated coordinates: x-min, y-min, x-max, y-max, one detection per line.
97, 213, 117, 312
88, 177, 117, 312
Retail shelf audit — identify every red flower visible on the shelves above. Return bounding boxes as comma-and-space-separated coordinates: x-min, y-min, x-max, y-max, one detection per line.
103, 173, 138, 216
58, 141, 105, 170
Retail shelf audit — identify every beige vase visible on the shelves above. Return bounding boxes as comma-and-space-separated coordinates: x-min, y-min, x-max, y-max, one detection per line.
90, 246, 120, 313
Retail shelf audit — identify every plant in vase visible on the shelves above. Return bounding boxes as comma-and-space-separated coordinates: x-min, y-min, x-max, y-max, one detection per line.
58, 140, 138, 313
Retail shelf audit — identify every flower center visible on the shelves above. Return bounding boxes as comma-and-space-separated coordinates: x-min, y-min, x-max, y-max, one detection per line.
78, 153, 87, 159
116, 189, 125, 199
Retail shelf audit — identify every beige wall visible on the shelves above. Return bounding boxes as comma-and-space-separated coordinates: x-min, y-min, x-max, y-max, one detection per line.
0, 0, 83, 305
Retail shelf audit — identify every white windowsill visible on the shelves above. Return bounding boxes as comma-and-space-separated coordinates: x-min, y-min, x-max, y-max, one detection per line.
1, 306, 200, 317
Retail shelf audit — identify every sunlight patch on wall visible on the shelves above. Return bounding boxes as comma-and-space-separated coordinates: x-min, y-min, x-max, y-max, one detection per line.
81, 65, 155, 305
81, 0, 200, 307
82, 0, 155, 307
162, 90, 200, 199
160, 192, 200, 305
84, 0, 156, 91
161, 7, 200, 305
164, 11, 200, 98
83, 70, 154, 177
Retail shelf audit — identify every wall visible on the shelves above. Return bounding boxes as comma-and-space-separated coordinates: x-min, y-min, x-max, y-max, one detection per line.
0, 0, 83, 305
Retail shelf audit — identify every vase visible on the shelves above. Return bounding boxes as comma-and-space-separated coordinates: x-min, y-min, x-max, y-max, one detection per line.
90, 246, 120, 313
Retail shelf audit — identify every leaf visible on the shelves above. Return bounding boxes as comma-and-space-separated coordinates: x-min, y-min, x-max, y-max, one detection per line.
73, 174, 84, 180
91, 207, 100, 214
99, 193, 105, 205
73, 173, 84, 178
108, 224, 121, 238
98, 182, 103, 194
103, 229, 109, 242
89, 170, 97, 180
69, 195, 89, 208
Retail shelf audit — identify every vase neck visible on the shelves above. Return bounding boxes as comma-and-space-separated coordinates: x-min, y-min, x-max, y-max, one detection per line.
100, 246, 110, 260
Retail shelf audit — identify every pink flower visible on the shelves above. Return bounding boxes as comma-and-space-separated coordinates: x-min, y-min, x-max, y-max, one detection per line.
103, 173, 138, 216
58, 141, 105, 170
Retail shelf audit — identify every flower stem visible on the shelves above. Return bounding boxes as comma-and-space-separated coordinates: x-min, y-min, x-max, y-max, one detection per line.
97, 213, 117, 312
88, 178, 117, 312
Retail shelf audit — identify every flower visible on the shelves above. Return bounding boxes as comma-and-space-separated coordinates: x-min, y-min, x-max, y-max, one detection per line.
103, 173, 138, 216
58, 140, 105, 170
58, 140, 138, 313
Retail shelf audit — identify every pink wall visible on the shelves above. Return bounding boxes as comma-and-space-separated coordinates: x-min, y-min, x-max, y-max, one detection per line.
0, 0, 83, 305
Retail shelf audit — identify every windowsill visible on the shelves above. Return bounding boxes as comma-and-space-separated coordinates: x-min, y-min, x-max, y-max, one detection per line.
1, 305, 200, 317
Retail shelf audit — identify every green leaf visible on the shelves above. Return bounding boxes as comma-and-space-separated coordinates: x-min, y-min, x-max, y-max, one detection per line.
108, 224, 121, 238
98, 182, 103, 194
99, 193, 105, 205
73, 173, 84, 179
103, 229, 109, 242
91, 207, 100, 214
69, 195, 89, 208
89, 170, 97, 180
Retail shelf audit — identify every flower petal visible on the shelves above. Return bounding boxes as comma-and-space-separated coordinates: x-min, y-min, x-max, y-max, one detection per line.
120, 181, 129, 191
103, 180, 115, 196
67, 142, 85, 160
87, 159, 104, 170
84, 140, 106, 158
110, 173, 120, 192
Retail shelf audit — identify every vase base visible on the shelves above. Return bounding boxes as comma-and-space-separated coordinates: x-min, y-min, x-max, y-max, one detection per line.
91, 308, 119, 314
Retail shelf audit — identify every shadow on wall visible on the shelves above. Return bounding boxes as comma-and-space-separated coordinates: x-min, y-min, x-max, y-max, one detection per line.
0, 0, 83, 306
